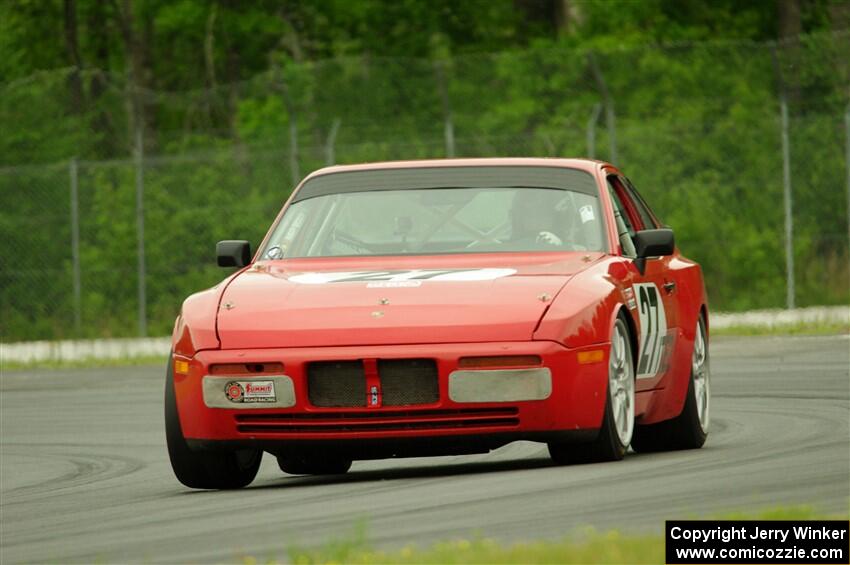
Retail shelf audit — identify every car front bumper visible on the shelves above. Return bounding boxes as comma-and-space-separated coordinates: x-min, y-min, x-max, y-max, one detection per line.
173, 340, 610, 453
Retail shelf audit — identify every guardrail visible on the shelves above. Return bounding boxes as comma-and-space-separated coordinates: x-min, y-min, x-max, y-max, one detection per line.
1, 337, 171, 364
1, 306, 847, 365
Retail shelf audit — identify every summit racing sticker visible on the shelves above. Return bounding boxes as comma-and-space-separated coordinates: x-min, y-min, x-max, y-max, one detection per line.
225, 380, 276, 403
288, 268, 517, 285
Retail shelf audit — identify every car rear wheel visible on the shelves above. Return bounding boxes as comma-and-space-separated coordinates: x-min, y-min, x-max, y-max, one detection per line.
165, 356, 263, 489
631, 313, 710, 452
277, 454, 352, 475
549, 315, 634, 464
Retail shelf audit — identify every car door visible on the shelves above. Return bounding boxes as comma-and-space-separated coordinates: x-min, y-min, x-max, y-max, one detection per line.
607, 174, 679, 391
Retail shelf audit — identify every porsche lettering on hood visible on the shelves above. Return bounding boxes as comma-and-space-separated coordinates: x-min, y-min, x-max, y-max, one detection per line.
216, 267, 568, 349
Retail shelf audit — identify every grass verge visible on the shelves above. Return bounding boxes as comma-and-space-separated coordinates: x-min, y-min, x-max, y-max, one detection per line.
711, 321, 849, 337
246, 506, 847, 565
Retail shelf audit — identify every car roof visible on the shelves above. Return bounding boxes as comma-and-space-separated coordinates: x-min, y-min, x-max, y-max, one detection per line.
301, 157, 609, 184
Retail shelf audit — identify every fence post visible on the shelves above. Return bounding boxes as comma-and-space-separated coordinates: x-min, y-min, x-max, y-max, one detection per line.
780, 96, 795, 310
325, 118, 341, 166
288, 113, 300, 186
845, 104, 850, 265
134, 127, 147, 336
606, 103, 617, 165
587, 52, 617, 165
586, 103, 602, 159
434, 60, 455, 158
270, 63, 301, 186
69, 157, 81, 335
277, 77, 300, 187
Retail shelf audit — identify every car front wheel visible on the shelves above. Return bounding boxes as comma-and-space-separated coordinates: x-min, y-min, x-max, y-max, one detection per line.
165, 356, 262, 489
549, 314, 635, 464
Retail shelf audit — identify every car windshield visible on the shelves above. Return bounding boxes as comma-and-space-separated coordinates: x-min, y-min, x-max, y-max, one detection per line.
262, 171, 606, 259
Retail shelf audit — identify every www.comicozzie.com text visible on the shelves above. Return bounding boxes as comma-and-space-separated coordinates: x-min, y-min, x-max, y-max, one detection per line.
670, 525, 848, 544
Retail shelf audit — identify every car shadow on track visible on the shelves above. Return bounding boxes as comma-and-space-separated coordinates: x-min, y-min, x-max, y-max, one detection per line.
249, 455, 557, 491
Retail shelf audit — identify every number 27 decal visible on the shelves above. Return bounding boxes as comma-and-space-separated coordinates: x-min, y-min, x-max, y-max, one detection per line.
633, 283, 668, 379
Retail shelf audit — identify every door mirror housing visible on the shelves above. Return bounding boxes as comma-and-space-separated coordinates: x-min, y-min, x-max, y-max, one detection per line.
216, 240, 251, 267
632, 229, 674, 274
633, 228, 675, 258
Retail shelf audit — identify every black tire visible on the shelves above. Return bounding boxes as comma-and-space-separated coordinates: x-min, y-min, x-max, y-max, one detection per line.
631, 313, 709, 453
165, 356, 262, 489
548, 315, 634, 464
277, 453, 352, 475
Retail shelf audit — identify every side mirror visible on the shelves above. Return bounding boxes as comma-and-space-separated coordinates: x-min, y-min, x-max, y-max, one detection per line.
633, 228, 675, 258
216, 240, 251, 267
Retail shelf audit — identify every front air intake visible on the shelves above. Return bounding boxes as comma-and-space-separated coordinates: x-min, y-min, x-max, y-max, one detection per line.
307, 361, 366, 407
306, 358, 440, 408
379, 359, 439, 406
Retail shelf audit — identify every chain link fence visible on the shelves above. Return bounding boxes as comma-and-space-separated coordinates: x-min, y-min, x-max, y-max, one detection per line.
1, 33, 849, 342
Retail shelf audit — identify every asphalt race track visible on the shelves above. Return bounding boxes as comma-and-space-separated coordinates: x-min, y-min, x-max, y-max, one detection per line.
1, 335, 848, 563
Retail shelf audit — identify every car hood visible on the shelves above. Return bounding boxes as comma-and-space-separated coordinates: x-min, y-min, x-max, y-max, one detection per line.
216, 253, 602, 349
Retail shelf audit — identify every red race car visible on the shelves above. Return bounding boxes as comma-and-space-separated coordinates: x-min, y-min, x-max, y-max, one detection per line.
166, 158, 710, 489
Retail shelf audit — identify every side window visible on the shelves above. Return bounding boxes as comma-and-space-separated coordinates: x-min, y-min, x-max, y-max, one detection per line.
622, 177, 659, 230
607, 179, 637, 257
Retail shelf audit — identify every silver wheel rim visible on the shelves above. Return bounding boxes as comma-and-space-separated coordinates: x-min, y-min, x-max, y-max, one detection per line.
609, 321, 635, 447
692, 317, 710, 431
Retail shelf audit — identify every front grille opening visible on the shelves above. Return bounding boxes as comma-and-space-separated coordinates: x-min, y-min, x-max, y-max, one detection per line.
379, 358, 439, 406
307, 361, 366, 407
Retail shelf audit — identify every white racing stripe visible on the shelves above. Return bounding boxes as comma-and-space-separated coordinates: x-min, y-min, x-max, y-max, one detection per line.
287, 268, 516, 284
